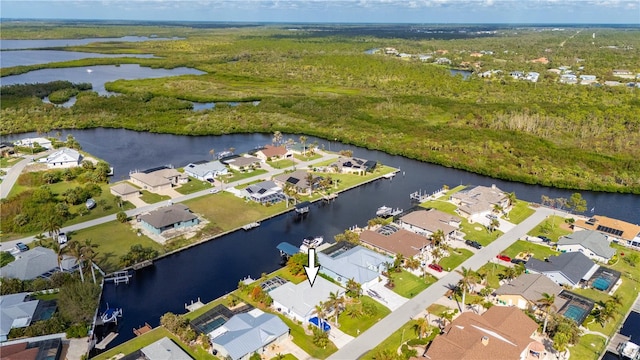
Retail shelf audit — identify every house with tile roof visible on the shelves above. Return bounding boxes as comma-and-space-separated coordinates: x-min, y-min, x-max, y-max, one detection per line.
210, 309, 288, 360
0, 247, 77, 281
317, 243, 389, 290
557, 230, 616, 263
140, 204, 199, 235
225, 156, 261, 172
398, 209, 461, 240
255, 145, 292, 161
272, 170, 323, 195
130, 166, 187, 192
43, 147, 82, 168
494, 274, 564, 311
450, 185, 508, 220
184, 160, 228, 181
140, 336, 193, 360
269, 276, 344, 323
424, 306, 543, 360
573, 215, 640, 249
525, 252, 599, 288
359, 226, 432, 258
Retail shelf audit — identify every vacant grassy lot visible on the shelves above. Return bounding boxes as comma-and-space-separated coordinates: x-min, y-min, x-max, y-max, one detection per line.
175, 177, 212, 195
390, 270, 435, 298
476, 262, 510, 289
361, 319, 439, 359
0, 156, 22, 168
527, 215, 572, 241
338, 296, 391, 336
268, 159, 296, 169
139, 190, 171, 204
501, 240, 559, 261
294, 153, 322, 162
222, 168, 268, 183
570, 334, 607, 360
439, 248, 474, 270
69, 221, 163, 273
505, 200, 535, 224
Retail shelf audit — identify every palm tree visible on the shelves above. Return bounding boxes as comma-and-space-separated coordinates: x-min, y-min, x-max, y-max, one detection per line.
503, 266, 518, 281
456, 267, 476, 312
50, 241, 65, 271
273, 131, 282, 146
431, 229, 445, 247
313, 302, 328, 331
81, 239, 99, 283
489, 218, 500, 232
440, 310, 455, 329
413, 317, 429, 339
345, 278, 362, 298
507, 192, 517, 207
299, 136, 308, 156
430, 247, 442, 263
493, 204, 504, 214
325, 291, 344, 324
65, 240, 85, 283
305, 172, 315, 193
41, 213, 62, 241
537, 292, 557, 336
405, 257, 421, 270
393, 253, 405, 271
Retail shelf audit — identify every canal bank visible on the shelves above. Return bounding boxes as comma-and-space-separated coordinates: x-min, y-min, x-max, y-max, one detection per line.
602, 293, 640, 360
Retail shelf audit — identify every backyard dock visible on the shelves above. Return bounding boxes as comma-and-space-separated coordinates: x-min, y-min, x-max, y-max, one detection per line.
606, 333, 631, 355
104, 271, 131, 285
132, 259, 153, 270
242, 222, 260, 230
185, 297, 205, 312
133, 323, 152, 336
95, 332, 118, 350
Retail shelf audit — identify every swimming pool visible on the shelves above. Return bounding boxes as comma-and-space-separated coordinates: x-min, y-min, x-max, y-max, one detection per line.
198, 316, 227, 334
563, 305, 588, 324
593, 277, 611, 291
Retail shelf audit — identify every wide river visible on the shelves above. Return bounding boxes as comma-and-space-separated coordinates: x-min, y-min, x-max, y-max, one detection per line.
7, 128, 639, 351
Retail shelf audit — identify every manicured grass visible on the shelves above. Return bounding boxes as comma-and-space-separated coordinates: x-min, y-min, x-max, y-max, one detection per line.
338, 296, 391, 337
505, 200, 535, 224
294, 153, 323, 162
140, 190, 171, 204
442, 185, 466, 198
476, 262, 509, 289
459, 220, 503, 246
272, 267, 307, 285
438, 248, 474, 271
272, 354, 298, 360
175, 177, 213, 195
92, 327, 214, 360
570, 334, 607, 360
426, 303, 451, 318
278, 314, 338, 359
0, 251, 15, 267
420, 200, 457, 213
69, 221, 163, 273
501, 240, 559, 261
221, 168, 268, 183
268, 159, 296, 169
390, 270, 436, 298
527, 215, 572, 241
361, 319, 438, 360
0, 156, 22, 168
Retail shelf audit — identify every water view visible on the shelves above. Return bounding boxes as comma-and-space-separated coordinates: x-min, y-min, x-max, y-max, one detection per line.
0, 36, 181, 50
0, 50, 156, 68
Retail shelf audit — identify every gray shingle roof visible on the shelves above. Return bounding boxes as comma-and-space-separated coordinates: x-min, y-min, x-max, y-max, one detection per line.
0, 247, 76, 280
558, 230, 616, 259
0, 293, 39, 339
184, 161, 227, 178
525, 252, 597, 285
141, 336, 192, 360
269, 277, 343, 320
495, 274, 563, 304
140, 204, 197, 229
317, 245, 389, 285
212, 310, 288, 360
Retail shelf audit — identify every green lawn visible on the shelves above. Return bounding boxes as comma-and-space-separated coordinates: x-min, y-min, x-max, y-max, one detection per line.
501, 240, 559, 261
361, 319, 438, 359
442, 185, 466, 198
175, 177, 213, 195
338, 296, 391, 337
527, 215, 572, 241
0, 251, 15, 266
140, 190, 171, 204
426, 303, 451, 317
278, 314, 337, 359
505, 200, 535, 224
0, 156, 22, 168
294, 153, 322, 162
91, 327, 214, 360
476, 262, 509, 289
221, 168, 268, 183
438, 248, 474, 271
390, 270, 436, 298
272, 354, 298, 360
268, 159, 296, 169
420, 200, 457, 213
570, 334, 607, 360
69, 221, 164, 273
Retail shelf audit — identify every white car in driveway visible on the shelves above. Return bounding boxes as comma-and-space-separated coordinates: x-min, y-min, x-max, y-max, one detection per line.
209, 188, 220, 194
58, 232, 68, 244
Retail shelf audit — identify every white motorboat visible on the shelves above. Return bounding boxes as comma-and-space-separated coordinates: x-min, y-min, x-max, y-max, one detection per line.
300, 236, 324, 252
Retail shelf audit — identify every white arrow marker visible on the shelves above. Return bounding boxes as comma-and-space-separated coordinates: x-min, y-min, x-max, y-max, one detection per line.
303, 248, 320, 287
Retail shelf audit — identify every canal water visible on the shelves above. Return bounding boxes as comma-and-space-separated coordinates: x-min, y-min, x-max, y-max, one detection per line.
602, 311, 640, 360
7, 129, 636, 350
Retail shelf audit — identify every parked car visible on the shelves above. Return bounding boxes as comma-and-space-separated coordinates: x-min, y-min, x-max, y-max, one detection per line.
465, 240, 482, 249
496, 254, 512, 262
86, 198, 96, 210
539, 236, 552, 243
209, 188, 220, 194
428, 263, 444, 272
15, 242, 29, 252
58, 232, 68, 244
511, 258, 527, 265
486, 214, 498, 219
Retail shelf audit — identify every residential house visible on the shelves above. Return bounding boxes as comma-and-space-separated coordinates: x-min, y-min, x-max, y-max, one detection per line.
0, 337, 64, 357
560, 74, 578, 84
130, 166, 187, 192
317, 243, 389, 290
398, 53, 412, 58
43, 148, 82, 168
494, 274, 564, 310
184, 160, 228, 181
525, 72, 540, 82
0, 247, 77, 281
547, 68, 562, 75
613, 69, 632, 76
225, 156, 261, 172
424, 306, 543, 360
479, 69, 502, 78
255, 145, 292, 161
435, 57, 452, 65
273, 170, 322, 195
397, 209, 461, 240
510, 71, 524, 79
557, 230, 616, 263
359, 226, 432, 258
210, 309, 288, 360
580, 74, 597, 85
604, 80, 622, 86
109, 182, 141, 201
242, 180, 285, 205
140, 204, 199, 235
573, 215, 640, 249
418, 55, 433, 62
269, 277, 344, 323
14, 137, 52, 150
450, 184, 508, 220
140, 337, 193, 360
525, 252, 599, 288
0, 142, 15, 157
470, 52, 483, 57
0, 293, 39, 342
329, 157, 376, 175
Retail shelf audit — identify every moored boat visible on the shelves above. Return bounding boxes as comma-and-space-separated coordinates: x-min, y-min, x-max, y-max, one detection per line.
300, 236, 324, 252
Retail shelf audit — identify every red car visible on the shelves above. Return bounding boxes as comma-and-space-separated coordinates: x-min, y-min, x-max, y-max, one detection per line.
496, 254, 512, 262
428, 263, 444, 272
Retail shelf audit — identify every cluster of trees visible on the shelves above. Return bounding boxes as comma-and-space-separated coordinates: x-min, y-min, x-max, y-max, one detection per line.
119, 244, 159, 267
541, 192, 587, 213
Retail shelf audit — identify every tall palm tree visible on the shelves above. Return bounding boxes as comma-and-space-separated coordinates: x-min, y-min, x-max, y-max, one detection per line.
305, 172, 315, 193
273, 131, 282, 146
299, 136, 308, 156
503, 266, 518, 281
65, 240, 85, 283
313, 302, 328, 331
50, 241, 65, 271
431, 229, 445, 247
325, 291, 344, 324
41, 213, 62, 241
81, 239, 99, 283
345, 278, 362, 298
413, 317, 429, 339
440, 310, 455, 330
507, 192, 517, 207
456, 267, 476, 312
537, 292, 556, 335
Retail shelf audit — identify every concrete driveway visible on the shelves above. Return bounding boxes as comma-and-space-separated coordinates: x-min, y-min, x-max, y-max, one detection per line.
368, 281, 409, 311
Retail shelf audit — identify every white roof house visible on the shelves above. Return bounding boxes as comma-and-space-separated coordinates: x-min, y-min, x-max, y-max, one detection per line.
557, 230, 616, 263
141, 336, 192, 360
450, 184, 508, 219
44, 148, 82, 168
0, 246, 77, 280
317, 245, 389, 290
269, 277, 344, 323
210, 309, 288, 360
0, 293, 39, 342
184, 161, 228, 181
242, 180, 285, 204
14, 137, 52, 149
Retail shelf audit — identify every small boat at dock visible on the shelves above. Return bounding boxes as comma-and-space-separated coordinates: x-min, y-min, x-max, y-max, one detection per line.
100, 306, 122, 324
382, 172, 396, 179
619, 341, 640, 360
242, 222, 260, 230
376, 206, 403, 217
300, 236, 324, 252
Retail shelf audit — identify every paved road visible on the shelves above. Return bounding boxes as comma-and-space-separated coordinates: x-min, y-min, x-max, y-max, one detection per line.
328, 206, 555, 360
0, 151, 53, 199
1, 151, 340, 250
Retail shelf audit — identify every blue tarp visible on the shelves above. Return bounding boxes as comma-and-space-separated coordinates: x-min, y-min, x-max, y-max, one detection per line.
309, 317, 331, 332
277, 242, 300, 256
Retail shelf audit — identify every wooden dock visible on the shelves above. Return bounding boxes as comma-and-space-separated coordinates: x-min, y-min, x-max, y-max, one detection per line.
185, 297, 205, 312
132, 259, 153, 270
104, 271, 131, 285
95, 332, 118, 350
322, 193, 338, 202
134, 323, 152, 336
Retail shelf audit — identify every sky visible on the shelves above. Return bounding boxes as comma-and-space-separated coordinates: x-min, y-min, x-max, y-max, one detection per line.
1, 0, 639, 24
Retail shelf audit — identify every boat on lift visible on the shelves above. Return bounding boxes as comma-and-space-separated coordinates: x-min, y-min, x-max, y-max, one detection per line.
300, 236, 324, 252
100, 306, 123, 324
